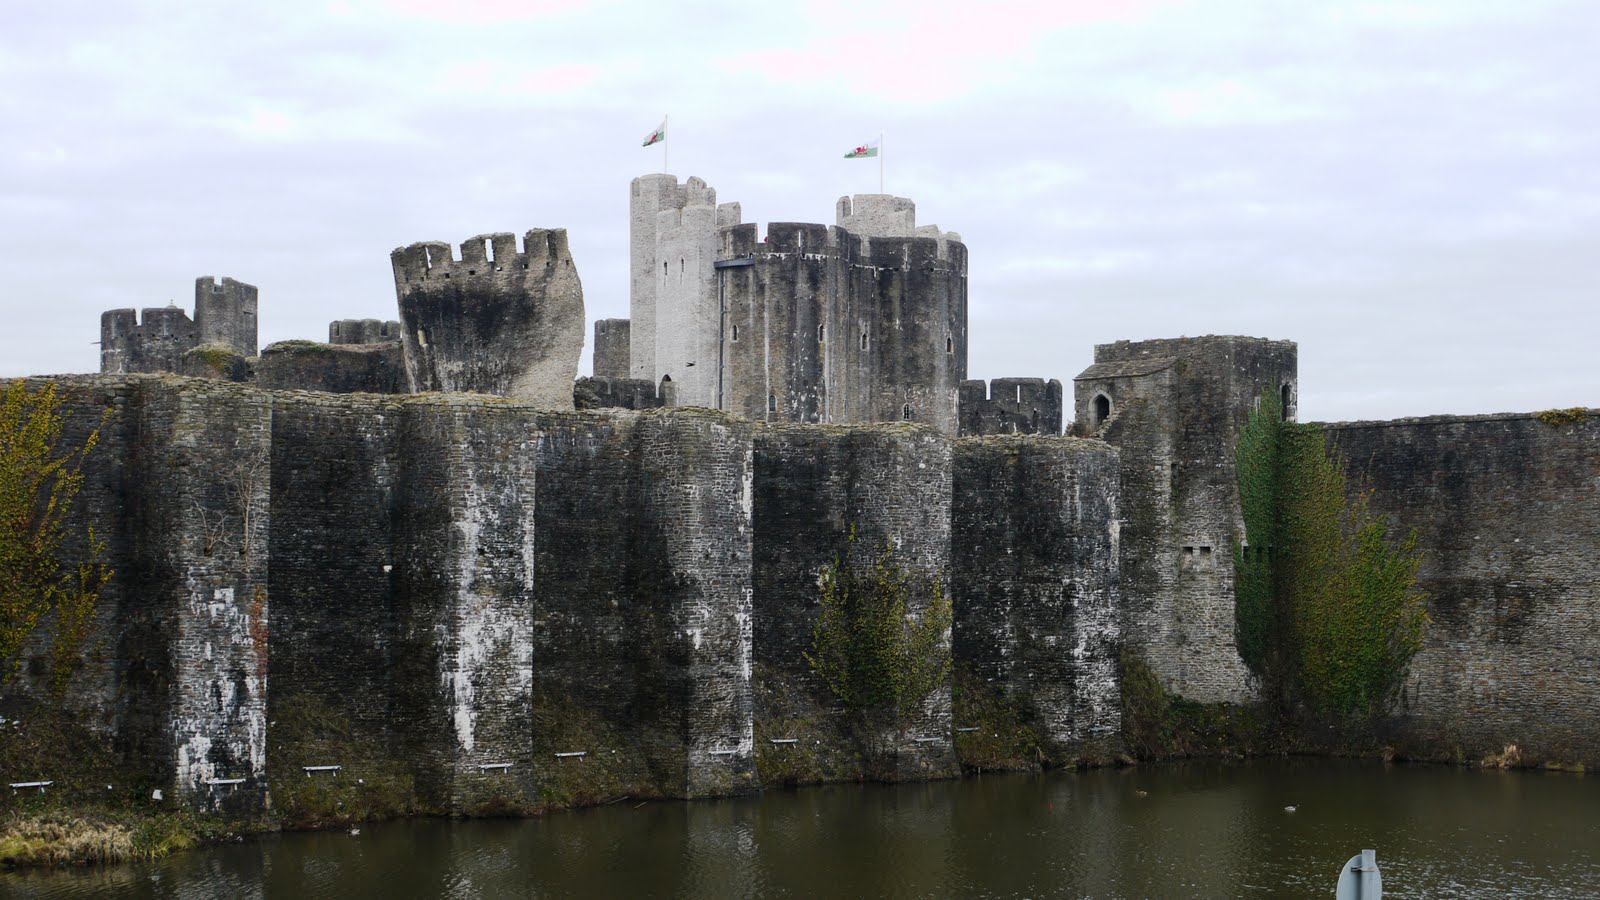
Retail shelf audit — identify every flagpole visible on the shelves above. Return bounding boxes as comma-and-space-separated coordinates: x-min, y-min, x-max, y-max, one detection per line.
664, 114, 669, 174
879, 131, 884, 194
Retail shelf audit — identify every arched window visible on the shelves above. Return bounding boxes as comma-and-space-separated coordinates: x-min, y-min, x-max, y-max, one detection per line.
860, 332, 869, 350
1092, 393, 1112, 427
902, 403, 913, 421
767, 393, 776, 412
1281, 383, 1293, 419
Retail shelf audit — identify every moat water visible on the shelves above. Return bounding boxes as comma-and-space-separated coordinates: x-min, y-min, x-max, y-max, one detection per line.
6, 760, 1598, 899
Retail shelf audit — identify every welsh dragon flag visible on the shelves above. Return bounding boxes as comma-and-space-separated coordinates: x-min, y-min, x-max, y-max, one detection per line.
844, 139, 879, 158
642, 118, 666, 147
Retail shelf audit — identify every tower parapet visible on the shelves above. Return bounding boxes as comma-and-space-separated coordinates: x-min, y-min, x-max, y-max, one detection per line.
100, 306, 199, 374
836, 194, 962, 257
329, 319, 402, 345
958, 378, 1063, 436
194, 276, 259, 357
391, 229, 585, 408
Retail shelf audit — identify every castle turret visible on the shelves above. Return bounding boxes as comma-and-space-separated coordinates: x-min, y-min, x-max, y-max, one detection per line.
391, 229, 585, 408
194, 277, 258, 357
1073, 336, 1298, 704
100, 305, 199, 374
715, 217, 968, 433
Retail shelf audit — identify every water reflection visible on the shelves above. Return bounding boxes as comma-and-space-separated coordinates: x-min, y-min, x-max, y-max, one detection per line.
7, 760, 1598, 899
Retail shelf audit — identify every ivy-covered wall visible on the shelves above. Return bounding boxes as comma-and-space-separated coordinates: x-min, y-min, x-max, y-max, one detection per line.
1324, 410, 1600, 768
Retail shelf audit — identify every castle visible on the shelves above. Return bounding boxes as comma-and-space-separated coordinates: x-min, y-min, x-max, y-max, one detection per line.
2, 173, 1592, 818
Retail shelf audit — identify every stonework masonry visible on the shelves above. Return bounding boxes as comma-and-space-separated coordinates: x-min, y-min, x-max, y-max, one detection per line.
255, 341, 406, 395
329, 318, 402, 345
750, 424, 960, 781
40, 170, 1600, 807
716, 220, 967, 433
619, 176, 967, 433
391, 230, 584, 408
101, 278, 259, 375
1074, 336, 1297, 704
951, 435, 1122, 763
1326, 412, 1600, 768
592, 318, 631, 379
959, 378, 1064, 436
5, 375, 1144, 810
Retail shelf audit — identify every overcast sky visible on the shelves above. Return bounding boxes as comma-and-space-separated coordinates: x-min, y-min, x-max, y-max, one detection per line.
3, 0, 1595, 422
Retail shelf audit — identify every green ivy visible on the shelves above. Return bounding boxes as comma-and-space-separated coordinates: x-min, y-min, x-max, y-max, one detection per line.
0, 381, 112, 692
803, 528, 952, 725
1234, 392, 1429, 719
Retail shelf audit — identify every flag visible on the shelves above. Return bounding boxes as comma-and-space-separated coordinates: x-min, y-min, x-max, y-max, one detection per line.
642, 118, 666, 147
844, 139, 879, 159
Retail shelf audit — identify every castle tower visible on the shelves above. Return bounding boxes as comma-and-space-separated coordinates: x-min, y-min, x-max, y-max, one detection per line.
714, 211, 967, 434
390, 229, 585, 408
592, 319, 630, 379
1073, 336, 1297, 704
628, 174, 743, 403
194, 276, 259, 357
99, 306, 199, 374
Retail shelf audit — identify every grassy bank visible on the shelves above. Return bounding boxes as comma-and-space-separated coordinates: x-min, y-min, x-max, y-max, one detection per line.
0, 807, 234, 868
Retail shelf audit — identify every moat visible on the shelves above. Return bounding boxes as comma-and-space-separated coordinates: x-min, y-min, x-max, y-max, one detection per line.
5, 760, 1596, 899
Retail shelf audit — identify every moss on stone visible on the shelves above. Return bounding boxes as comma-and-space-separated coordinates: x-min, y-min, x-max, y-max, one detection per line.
530, 693, 660, 809
951, 668, 1044, 772
1534, 407, 1587, 427
1119, 649, 1275, 759
262, 340, 333, 355
266, 695, 423, 828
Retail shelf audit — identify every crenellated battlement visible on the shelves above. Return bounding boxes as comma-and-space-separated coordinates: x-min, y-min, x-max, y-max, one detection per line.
99, 305, 199, 374
390, 229, 574, 286
958, 378, 1063, 436
329, 318, 403, 345
392, 228, 584, 407
194, 276, 259, 357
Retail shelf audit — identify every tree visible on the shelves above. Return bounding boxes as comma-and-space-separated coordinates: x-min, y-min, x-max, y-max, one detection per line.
803, 529, 952, 725
0, 381, 112, 692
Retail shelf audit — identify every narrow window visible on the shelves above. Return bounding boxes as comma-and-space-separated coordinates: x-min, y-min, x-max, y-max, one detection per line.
817, 324, 826, 341
860, 332, 869, 350
485, 238, 496, 263
1281, 383, 1293, 418
768, 394, 776, 412
1015, 385, 1022, 403
730, 324, 739, 342
946, 336, 953, 354
902, 403, 913, 421
332, 323, 340, 337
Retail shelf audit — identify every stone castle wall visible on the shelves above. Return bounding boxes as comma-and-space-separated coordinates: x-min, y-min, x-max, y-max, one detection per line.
750, 424, 959, 781
4, 375, 1129, 809
1325, 411, 1600, 767
951, 435, 1122, 762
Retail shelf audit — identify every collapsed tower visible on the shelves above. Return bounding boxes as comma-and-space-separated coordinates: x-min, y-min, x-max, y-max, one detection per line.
390, 229, 585, 408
